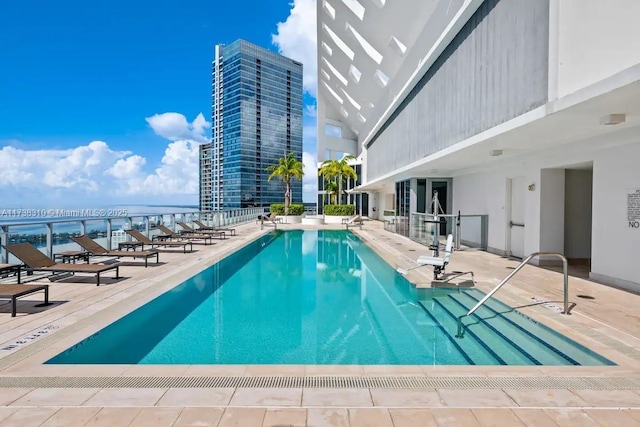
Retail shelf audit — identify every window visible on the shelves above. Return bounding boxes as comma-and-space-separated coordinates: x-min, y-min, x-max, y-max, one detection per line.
325, 123, 342, 137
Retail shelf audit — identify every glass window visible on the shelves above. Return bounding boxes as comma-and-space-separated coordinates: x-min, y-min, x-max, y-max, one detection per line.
325, 124, 342, 137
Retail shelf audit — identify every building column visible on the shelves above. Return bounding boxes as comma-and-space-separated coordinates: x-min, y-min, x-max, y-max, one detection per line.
536, 168, 565, 264
410, 179, 418, 215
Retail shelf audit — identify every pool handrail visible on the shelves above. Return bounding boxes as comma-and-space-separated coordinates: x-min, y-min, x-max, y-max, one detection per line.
456, 252, 569, 338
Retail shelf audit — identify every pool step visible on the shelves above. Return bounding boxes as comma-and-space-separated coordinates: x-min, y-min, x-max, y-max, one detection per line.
447, 293, 550, 365
418, 299, 505, 365
459, 291, 613, 366
430, 297, 533, 365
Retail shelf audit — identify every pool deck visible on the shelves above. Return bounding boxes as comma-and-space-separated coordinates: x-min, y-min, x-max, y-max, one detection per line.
0, 220, 639, 426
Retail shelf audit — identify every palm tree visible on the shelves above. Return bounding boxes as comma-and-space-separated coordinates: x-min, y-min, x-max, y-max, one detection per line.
266, 152, 305, 215
318, 155, 358, 205
322, 179, 339, 205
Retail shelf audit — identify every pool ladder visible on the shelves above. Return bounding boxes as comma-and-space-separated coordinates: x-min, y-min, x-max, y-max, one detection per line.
455, 252, 569, 338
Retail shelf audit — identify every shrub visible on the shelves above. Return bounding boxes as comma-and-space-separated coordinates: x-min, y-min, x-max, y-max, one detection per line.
324, 204, 355, 216
270, 204, 285, 215
270, 203, 304, 215
287, 204, 304, 215
383, 210, 395, 216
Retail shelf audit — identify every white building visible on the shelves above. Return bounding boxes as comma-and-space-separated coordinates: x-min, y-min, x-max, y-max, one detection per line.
316, 0, 640, 291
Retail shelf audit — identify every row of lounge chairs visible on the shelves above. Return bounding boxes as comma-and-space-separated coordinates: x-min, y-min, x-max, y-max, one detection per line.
0, 221, 237, 316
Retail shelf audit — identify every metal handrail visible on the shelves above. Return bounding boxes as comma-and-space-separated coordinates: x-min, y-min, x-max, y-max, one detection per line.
456, 252, 569, 338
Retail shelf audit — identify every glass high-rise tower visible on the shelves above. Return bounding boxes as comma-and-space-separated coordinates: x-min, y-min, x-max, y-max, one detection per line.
199, 39, 303, 211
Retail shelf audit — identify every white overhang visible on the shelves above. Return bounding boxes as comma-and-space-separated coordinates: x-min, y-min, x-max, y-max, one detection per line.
356, 64, 640, 191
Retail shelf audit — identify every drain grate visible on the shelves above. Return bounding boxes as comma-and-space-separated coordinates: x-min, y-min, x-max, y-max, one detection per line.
0, 375, 639, 390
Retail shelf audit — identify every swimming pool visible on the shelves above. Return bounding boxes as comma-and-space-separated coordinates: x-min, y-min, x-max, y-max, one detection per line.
47, 230, 613, 365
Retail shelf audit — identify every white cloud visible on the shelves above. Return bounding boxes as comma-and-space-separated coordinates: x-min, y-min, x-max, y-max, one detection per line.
302, 151, 318, 202
273, 0, 318, 97
0, 141, 131, 193
305, 104, 317, 117
106, 155, 146, 179
0, 112, 209, 205
303, 125, 317, 143
142, 140, 200, 195
145, 112, 210, 143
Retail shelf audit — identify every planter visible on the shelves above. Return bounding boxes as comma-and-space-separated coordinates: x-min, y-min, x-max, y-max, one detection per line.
302, 215, 324, 225
276, 215, 303, 224
323, 215, 352, 224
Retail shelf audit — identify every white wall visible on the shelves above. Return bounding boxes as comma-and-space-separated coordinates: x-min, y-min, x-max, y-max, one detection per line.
453, 172, 508, 253
556, 0, 640, 98
564, 169, 593, 260
424, 135, 640, 288
539, 169, 566, 260
453, 164, 547, 256
368, 192, 379, 220
385, 193, 394, 212
591, 142, 640, 287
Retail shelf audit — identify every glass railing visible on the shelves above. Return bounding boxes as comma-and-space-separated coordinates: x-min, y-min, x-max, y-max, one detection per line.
458, 215, 489, 250
409, 213, 454, 248
0, 207, 269, 264
197, 207, 268, 228
404, 213, 488, 251
383, 217, 396, 233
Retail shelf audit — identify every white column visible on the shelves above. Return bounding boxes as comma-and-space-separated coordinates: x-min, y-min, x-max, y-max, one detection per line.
1, 226, 8, 263
537, 168, 566, 263
45, 223, 53, 258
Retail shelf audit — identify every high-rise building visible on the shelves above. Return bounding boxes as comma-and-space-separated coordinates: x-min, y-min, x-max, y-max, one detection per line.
199, 39, 303, 211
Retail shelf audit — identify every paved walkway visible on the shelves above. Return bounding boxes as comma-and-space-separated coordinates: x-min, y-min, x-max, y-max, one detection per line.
0, 220, 639, 425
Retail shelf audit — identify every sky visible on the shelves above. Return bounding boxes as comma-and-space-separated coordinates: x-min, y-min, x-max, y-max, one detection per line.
0, 0, 318, 208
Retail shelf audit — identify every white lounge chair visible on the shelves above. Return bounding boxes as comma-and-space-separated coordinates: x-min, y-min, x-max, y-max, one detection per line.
345, 215, 363, 229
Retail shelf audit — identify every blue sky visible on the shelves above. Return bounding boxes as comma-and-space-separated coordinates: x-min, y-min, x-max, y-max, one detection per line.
0, 0, 317, 207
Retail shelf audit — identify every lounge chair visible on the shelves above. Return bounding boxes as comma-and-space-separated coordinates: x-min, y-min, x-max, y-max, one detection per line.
3, 243, 121, 286
156, 224, 214, 245
71, 235, 159, 267
0, 284, 49, 317
194, 220, 236, 236
177, 222, 226, 239
345, 215, 364, 229
255, 213, 281, 224
263, 213, 281, 224
124, 229, 193, 253
0, 263, 21, 283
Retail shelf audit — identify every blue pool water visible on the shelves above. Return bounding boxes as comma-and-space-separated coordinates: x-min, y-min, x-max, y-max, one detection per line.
47, 230, 613, 365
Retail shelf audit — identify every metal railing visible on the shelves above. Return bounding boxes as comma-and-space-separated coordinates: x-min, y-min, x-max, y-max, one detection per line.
0, 207, 268, 263
456, 252, 569, 338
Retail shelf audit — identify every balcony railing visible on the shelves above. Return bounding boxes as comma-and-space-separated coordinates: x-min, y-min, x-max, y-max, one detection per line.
0, 207, 268, 264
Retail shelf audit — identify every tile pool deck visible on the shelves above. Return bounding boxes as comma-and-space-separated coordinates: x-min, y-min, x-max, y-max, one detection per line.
0, 221, 639, 426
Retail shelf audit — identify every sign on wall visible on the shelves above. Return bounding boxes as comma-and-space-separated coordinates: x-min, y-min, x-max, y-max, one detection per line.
628, 189, 640, 229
